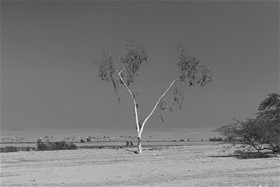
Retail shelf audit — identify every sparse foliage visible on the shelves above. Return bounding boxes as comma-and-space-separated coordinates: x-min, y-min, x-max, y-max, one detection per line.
216, 93, 280, 154
120, 42, 148, 86
94, 41, 212, 153
158, 44, 212, 122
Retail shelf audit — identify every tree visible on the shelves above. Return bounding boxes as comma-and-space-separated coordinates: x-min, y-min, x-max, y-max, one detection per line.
256, 93, 280, 153
94, 41, 212, 154
216, 93, 280, 153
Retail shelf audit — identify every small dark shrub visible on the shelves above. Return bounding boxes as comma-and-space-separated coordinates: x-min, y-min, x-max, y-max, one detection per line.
86, 137, 91, 142
3, 146, 18, 153
26, 147, 31, 151
80, 139, 85, 143
126, 141, 129, 146
179, 139, 184, 142
37, 139, 47, 151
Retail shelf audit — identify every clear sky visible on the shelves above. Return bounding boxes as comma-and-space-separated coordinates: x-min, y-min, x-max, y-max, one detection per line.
1, 1, 279, 131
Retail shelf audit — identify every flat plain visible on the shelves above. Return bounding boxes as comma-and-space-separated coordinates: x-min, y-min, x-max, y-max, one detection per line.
1, 142, 279, 187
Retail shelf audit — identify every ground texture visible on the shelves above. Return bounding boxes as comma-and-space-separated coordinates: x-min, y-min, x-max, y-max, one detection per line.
1, 143, 279, 187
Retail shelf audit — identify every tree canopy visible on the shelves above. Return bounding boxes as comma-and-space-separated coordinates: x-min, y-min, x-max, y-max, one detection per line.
94, 41, 212, 153
216, 93, 280, 153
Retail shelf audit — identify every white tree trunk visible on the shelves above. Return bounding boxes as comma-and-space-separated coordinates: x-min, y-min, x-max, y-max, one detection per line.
137, 133, 142, 154
116, 68, 142, 153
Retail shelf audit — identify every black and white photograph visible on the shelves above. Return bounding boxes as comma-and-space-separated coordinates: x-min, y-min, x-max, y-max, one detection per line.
1, 0, 279, 186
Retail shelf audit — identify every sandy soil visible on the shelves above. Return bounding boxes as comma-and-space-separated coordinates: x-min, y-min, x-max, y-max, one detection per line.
1, 143, 279, 187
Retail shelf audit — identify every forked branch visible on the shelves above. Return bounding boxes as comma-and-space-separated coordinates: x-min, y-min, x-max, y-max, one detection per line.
139, 77, 179, 134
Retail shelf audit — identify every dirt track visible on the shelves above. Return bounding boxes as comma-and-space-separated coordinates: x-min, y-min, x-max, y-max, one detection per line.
1, 143, 279, 187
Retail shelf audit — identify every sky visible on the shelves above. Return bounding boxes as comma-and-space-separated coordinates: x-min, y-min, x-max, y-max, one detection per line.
1, 1, 279, 131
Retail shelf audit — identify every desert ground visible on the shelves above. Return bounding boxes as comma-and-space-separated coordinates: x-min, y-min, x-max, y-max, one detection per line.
1, 142, 279, 187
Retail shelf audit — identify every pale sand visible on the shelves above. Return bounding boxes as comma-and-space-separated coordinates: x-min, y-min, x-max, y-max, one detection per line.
1, 143, 279, 187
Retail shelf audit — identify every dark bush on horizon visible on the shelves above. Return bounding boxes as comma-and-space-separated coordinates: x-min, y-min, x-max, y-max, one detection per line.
36, 139, 77, 151
0, 146, 18, 153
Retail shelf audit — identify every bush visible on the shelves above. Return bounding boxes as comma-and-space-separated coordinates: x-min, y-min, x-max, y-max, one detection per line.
126, 141, 129, 146
36, 139, 77, 151
1, 146, 18, 153
216, 93, 280, 154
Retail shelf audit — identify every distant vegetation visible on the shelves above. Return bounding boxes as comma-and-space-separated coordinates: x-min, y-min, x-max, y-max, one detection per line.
0, 146, 18, 153
216, 93, 280, 156
36, 139, 77, 151
209, 137, 223, 142
0, 146, 34, 153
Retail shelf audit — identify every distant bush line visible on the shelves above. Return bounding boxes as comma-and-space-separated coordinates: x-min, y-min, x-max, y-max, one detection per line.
0, 146, 18, 153
36, 140, 77, 151
0, 140, 78, 153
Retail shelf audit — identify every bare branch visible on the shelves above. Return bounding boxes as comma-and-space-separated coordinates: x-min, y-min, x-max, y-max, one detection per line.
115, 67, 140, 133
140, 77, 179, 134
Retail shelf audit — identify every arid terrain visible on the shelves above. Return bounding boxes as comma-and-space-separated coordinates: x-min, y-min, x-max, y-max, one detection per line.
1, 142, 279, 187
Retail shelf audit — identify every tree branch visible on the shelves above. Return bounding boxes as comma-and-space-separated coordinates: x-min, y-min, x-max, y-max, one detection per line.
115, 67, 140, 133
119, 67, 126, 74
244, 136, 259, 151
140, 77, 179, 134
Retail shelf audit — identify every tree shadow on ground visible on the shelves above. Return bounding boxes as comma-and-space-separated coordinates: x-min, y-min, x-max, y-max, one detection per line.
208, 154, 236, 158
209, 151, 277, 159
126, 149, 139, 154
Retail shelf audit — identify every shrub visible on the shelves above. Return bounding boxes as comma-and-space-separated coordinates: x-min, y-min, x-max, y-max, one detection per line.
86, 137, 91, 142
36, 139, 77, 151
216, 93, 280, 154
2, 146, 18, 153
37, 139, 48, 151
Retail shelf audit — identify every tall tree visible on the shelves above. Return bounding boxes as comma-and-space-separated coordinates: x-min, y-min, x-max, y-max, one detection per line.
94, 41, 212, 153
